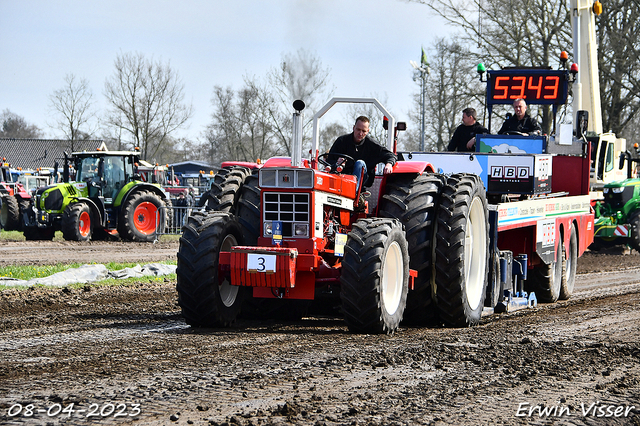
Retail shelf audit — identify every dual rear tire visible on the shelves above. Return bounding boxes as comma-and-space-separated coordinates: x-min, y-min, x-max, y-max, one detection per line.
432, 174, 489, 327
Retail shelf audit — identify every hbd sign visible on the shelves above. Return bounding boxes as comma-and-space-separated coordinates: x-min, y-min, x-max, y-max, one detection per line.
490, 166, 530, 179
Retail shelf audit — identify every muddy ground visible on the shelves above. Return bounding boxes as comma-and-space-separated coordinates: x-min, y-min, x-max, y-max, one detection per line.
0, 241, 639, 425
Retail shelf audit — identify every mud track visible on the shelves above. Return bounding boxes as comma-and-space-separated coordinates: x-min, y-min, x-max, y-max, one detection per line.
0, 242, 639, 425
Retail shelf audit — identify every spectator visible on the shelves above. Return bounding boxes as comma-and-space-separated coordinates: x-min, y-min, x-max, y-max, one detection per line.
447, 107, 489, 152
498, 99, 542, 135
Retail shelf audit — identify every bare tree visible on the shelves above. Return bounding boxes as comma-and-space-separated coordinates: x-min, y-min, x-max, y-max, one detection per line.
204, 50, 334, 165
0, 109, 43, 138
408, 39, 482, 152
205, 80, 283, 165
597, 1, 640, 135
48, 74, 97, 150
104, 52, 193, 161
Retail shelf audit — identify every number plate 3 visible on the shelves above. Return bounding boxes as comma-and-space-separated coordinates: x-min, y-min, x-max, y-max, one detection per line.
247, 253, 276, 273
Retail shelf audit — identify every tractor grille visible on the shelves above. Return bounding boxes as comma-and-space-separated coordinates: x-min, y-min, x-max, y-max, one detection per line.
263, 192, 310, 238
603, 186, 634, 210
43, 188, 64, 211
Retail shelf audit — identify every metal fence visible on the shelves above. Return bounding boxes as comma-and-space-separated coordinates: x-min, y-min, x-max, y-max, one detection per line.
156, 205, 205, 236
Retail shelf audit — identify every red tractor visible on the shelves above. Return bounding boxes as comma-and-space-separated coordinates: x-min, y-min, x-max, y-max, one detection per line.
176, 98, 473, 334
0, 158, 30, 231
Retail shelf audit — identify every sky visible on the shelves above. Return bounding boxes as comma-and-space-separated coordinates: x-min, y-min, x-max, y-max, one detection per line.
0, 0, 453, 143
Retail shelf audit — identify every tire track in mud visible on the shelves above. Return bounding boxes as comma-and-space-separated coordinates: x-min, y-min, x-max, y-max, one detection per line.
0, 258, 639, 424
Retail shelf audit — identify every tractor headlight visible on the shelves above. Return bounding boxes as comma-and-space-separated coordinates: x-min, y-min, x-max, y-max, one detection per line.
612, 187, 625, 193
264, 222, 273, 236
294, 223, 308, 237
603, 188, 609, 194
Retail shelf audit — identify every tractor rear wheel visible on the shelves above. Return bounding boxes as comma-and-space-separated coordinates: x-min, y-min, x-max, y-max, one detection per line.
0, 196, 20, 231
235, 173, 261, 244
433, 174, 489, 327
629, 210, 640, 253
527, 236, 562, 303
560, 223, 578, 300
340, 218, 409, 334
176, 211, 247, 327
118, 191, 165, 242
378, 173, 443, 325
199, 166, 252, 212
62, 203, 93, 241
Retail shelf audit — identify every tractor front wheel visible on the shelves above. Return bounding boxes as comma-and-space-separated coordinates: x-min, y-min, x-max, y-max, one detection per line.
629, 210, 640, 253
62, 203, 93, 241
118, 191, 164, 242
0, 196, 20, 231
340, 218, 409, 334
176, 211, 247, 327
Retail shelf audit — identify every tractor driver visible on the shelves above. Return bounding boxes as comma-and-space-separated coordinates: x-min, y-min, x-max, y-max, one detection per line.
328, 116, 396, 203
498, 98, 542, 136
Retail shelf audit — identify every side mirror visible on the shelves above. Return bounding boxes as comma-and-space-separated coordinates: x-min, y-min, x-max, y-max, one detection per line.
396, 122, 407, 131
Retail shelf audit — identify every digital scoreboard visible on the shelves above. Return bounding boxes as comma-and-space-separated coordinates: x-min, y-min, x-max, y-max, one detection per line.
486, 69, 570, 106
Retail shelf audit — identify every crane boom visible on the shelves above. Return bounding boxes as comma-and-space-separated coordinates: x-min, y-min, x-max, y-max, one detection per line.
571, 0, 602, 135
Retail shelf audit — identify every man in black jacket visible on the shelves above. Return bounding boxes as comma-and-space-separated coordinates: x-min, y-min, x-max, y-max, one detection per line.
328, 116, 396, 191
498, 98, 542, 135
447, 107, 489, 152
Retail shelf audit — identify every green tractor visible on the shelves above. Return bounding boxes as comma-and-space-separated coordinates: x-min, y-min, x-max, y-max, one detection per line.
22, 150, 170, 242
592, 144, 640, 251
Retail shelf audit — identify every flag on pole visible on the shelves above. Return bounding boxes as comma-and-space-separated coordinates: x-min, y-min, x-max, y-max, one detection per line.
421, 47, 429, 67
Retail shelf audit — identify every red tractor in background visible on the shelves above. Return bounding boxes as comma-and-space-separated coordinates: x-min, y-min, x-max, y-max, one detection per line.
0, 158, 30, 231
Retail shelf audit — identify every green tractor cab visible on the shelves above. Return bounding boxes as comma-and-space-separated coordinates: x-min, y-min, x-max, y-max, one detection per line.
23, 150, 169, 242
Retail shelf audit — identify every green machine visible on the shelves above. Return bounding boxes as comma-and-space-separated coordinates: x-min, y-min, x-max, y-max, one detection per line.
22, 150, 169, 242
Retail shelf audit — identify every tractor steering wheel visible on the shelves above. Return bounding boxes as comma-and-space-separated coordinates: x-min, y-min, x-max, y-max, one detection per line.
317, 153, 355, 173
503, 130, 528, 136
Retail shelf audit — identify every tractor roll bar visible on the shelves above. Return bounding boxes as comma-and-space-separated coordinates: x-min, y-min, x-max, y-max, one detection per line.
311, 97, 396, 157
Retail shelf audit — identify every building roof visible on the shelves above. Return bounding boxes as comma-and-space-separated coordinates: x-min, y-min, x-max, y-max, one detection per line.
0, 139, 107, 170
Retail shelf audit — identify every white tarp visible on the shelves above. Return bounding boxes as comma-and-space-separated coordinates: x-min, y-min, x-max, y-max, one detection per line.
0, 263, 177, 287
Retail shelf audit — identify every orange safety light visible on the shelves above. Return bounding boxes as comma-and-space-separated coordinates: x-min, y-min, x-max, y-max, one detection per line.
592, 0, 602, 15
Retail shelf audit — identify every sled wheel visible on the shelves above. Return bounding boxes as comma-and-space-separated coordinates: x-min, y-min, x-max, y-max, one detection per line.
62, 203, 93, 241
378, 173, 443, 324
527, 234, 562, 303
176, 211, 247, 327
118, 191, 164, 242
341, 218, 409, 334
433, 174, 489, 327
0, 196, 20, 231
560, 223, 578, 300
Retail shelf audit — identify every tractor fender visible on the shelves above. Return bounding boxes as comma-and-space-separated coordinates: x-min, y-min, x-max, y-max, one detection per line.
392, 161, 436, 175
221, 161, 262, 170
69, 197, 103, 225
114, 182, 167, 207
